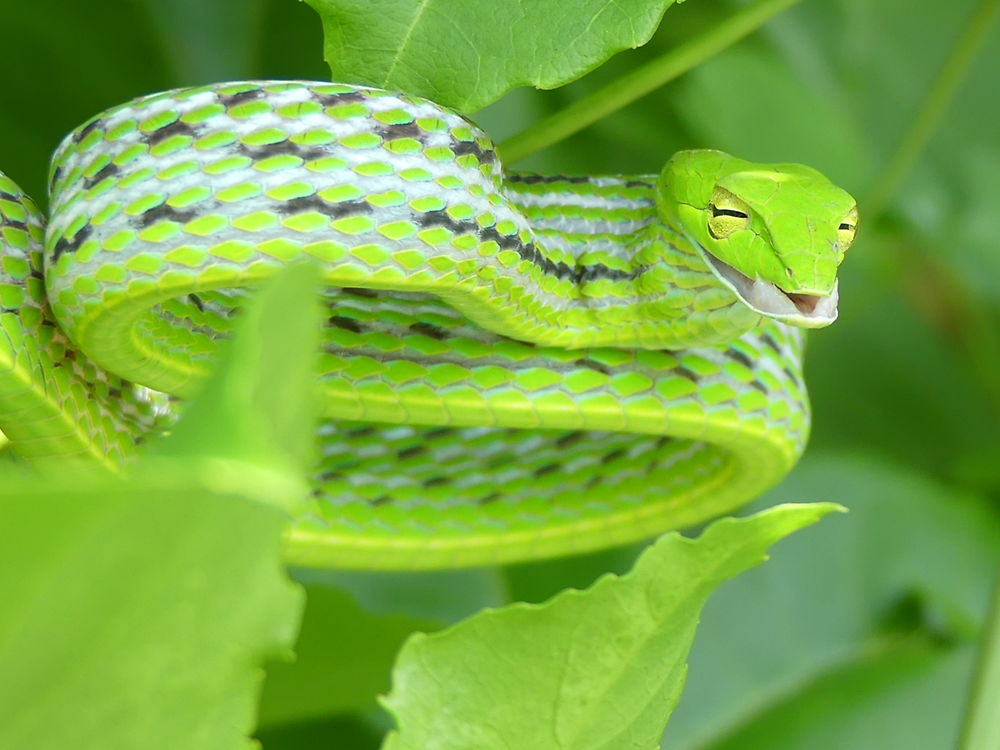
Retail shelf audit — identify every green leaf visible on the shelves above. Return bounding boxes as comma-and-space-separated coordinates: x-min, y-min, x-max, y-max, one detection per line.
380, 503, 840, 750
0, 266, 330, 749
155, 261, 322, 487
303, 0, 681, 112
0, 467, 301, 750
257, 567, 510, 733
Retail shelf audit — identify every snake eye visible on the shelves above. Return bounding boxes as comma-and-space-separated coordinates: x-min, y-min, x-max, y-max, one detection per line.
707, 187, 750, 239
837, 205, 859, 250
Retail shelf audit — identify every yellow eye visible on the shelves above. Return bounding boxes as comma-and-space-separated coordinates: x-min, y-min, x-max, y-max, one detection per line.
838, 205, 859, 250
707, 187, 750, 239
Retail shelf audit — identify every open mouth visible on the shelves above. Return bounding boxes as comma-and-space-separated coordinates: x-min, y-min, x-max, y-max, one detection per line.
701, 249, 838, 327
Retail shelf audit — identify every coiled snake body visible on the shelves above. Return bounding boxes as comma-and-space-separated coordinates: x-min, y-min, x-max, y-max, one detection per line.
0, 81, 857, 568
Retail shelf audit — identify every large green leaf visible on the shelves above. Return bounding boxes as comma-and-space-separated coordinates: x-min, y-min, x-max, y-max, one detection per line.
0, 468, 301, 750
303, 0, 681, 112
0, 266, 324, 749
380, 504, 839, 750
257, 567, 508, 734
155, 261, 321, 483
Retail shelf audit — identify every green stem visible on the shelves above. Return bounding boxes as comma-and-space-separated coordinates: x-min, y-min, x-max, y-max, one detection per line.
499, 0, 801, 164
866, 0, 1000, 217
959, 564, 1000, 750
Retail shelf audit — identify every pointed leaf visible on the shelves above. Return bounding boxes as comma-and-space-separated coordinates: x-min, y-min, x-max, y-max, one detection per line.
0, 265, 330, 748
0, 466, 302, 750
304, 0, 680, 112
156, 262, 322, 487
381, 503, 841, 750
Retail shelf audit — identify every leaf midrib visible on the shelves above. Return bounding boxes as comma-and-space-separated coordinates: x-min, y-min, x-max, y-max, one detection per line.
381, 0, 433, 85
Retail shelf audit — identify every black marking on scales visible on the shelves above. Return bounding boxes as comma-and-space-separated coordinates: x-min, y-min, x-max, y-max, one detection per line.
601, 448, 627, 464
761, 333, 782, 354
576, 358, 612, 375
726, 348, 755, 370
75, 117, 103, 142
0, 217, 28, 234
147, 119, 198, 145
276, 194, 373, 218
328, 315, 363, 333
416, 209, 638, 285
507, 174, 592, 186
51, 224, 93, 262
341, 287, 379, 298
82, 161, 122, 189
217, 88, 265, 107
397, 444, 428, 459
311, 90, 368, 106
49, 165, 64, 191
137, 203, 198, 228
239, 139, 333, 163
451, 139, 496, 164
534, 463, 559, 477
374, 121, 424, 142
409, 322, 448, 340
556, 431, 586, 449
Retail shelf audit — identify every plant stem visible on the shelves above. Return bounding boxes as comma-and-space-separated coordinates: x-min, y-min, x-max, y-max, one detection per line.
866, 0, 1000, 218
959, 564, 1000, 750
869, 0, 1000, 419
499, 0, 801, 164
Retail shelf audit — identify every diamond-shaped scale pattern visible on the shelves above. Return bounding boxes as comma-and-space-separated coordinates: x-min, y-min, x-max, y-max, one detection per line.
0, 81, 817, 568
0, 171, 168, 467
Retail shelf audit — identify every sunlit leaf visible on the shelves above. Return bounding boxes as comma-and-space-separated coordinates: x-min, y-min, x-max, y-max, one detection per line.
0, 266, 326, 748
155, 261, 322, 489
381, 504, 840, 750
304, 0, 681, 112
0, 466, 301, 750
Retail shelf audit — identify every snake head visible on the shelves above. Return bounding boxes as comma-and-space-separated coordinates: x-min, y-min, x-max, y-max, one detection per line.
659, 149, 858, 327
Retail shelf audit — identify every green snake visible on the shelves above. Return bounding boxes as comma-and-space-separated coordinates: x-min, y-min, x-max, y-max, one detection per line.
0, 80, 858, 569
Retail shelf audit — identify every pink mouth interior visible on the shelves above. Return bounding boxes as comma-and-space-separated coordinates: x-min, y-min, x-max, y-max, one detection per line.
785, 291, 822, 315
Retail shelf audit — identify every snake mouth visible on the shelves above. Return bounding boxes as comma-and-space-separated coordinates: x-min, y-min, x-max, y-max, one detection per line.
700, 248, 838, 327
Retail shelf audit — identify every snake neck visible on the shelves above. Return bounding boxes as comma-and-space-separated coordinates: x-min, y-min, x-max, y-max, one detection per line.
501, 174, 762, 350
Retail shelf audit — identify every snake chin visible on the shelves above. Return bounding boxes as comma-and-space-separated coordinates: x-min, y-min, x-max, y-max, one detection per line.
701, 248, 839, 327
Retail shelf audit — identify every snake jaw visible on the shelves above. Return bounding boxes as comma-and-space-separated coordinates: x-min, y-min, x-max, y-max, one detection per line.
700, 247, 839, 327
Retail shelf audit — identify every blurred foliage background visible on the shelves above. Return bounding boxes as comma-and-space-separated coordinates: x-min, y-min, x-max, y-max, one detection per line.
0, 0, 996, 747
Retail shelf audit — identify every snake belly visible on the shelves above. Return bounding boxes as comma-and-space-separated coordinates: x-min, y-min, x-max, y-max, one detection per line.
0, 80, 809, 569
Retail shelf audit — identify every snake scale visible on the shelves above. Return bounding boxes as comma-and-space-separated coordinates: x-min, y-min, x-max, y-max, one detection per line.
0, 80, 857, 569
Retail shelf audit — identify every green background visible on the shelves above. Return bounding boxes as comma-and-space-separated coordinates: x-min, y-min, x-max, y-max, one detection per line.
0, 0, 996, 747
